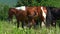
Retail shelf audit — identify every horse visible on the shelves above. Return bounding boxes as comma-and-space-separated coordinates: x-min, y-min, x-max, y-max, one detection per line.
46, 7, 60, 27
8, 6, 48, 28
37, 6, 48, 27
8, 6, 38, 28
26, 6, 48, 28
8, 6, 27, 28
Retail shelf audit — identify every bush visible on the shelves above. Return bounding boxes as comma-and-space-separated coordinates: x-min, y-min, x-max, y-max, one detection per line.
0, 4, 9, 20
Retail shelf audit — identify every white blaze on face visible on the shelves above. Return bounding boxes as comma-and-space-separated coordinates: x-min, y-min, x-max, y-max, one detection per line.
15, 6, 26, 11
41, 7, 46, 19
41, 6, 46, 27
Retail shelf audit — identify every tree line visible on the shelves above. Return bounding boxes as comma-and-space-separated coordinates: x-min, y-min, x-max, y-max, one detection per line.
16, 0, 60, 7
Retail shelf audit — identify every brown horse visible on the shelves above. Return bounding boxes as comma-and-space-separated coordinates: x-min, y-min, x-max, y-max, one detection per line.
16, 6, 38, 28
15, 6, 38, 28
37, 6, 47, 27
26, 6, 48, 28
8, 6, 48, 28
26, 6, 38, 28
8, 7, 28, 28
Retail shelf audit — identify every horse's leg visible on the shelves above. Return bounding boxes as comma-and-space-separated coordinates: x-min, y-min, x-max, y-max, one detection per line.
35, 18, 39, 26
34, 19, 39, 29
27, 21, 31, 29
31, 19, 36, 29
17, 19, 20, 28
51, 20, 56, 27
21, 20, 25, 28
38, 16, 41, 27
27, 19, 32, 29
40, 16, 46, 27
16, 16, 20, 28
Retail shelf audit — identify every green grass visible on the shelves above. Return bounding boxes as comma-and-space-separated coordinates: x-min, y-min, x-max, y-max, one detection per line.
0, 20, 60, 34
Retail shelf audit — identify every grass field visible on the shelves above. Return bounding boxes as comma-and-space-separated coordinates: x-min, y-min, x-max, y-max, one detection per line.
0, 20, 60, 34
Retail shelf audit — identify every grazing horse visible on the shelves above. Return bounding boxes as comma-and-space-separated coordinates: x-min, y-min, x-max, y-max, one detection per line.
27, 6, 48, 28
46, 7, 60, 27
37, 6, 47, 27
8, 6, 28, 28
15, 6, 39, 28
8, 6, 48, 28
8, 6, 39, 28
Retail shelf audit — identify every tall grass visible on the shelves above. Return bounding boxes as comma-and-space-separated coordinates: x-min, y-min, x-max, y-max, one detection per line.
0, 20, 60, 34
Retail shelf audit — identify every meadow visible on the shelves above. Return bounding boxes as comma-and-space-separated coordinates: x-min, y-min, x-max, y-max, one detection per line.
0, 0, 60, 34
0, 20, 60, 34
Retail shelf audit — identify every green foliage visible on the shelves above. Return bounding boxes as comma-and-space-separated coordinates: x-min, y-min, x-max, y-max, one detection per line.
3, 5, 9, 20
0, 4, 9, 20
16, 0, 38, 6
16, 0, 60, 7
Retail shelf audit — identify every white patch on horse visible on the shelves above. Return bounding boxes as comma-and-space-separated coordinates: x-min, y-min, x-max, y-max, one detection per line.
42, 21, 45, 27
41, 7, 46, 19
41, 6, 46, 26
15, 6, 26, 11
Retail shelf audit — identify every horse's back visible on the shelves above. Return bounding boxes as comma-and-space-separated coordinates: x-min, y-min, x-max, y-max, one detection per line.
15, 6, 26, 11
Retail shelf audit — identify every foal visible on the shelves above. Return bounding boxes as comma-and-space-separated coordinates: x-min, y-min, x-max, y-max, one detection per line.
8, 6, 28, 28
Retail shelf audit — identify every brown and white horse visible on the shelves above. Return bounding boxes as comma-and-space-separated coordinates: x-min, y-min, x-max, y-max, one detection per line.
8, 6, 37, 28
8, 6, 48, 28
33, 6, 47, 27
8, 6, 28, 28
